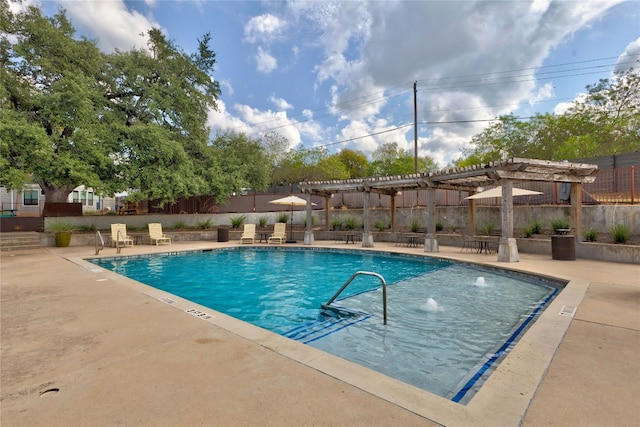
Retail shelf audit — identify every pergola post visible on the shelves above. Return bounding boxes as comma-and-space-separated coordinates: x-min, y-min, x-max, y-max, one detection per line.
304, 192, 314, 245
361, 190, 374, 247
498, 180, 519, 262
571, 182, 583, 241
324, 195, 331, 231
468, 198, 476, 234
390, 192, 397, 233
424, 186, 439, 252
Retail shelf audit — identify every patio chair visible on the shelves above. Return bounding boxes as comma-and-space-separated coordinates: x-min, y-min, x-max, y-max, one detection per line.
460, 229, 478, 253
148, 223, 171, 246
268, 222, 287, 245
111, 223, 134, 248
240, 223, 256, 244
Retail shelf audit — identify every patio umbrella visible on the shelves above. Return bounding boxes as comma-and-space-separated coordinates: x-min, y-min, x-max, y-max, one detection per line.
268, 195, 316, 243
465, 187, 542, 199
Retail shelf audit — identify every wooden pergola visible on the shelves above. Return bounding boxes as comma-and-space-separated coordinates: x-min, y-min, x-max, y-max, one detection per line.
298, 158, 598, 262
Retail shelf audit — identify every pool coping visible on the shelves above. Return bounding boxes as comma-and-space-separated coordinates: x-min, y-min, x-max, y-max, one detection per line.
69, 244, 588, 426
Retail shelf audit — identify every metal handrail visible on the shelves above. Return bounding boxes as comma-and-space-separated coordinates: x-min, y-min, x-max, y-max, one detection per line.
322, 271, 387, 325
95, 230, 105, 255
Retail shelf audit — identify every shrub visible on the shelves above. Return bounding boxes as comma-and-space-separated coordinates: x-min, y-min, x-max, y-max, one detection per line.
77, 224, 96, 233
276, 212, 289, 223
331, 218, 343, 230
49, 221, 74, 233
170, 221, 189, 230
373, 219, 387, 232
583, 227, 598, 242
196, 217, 214, 229
478, 221, 496, 236
529, 219, 542, 234
229, 215, 246, 229
257, 216, 268, 228
344, 216, 358, 230
435, 220, 444, 232
611, 224, 632, 244
550, 216, 570, 232
410, 218, 421, 232
450, 224, 458, 233
523, 225, 534, 238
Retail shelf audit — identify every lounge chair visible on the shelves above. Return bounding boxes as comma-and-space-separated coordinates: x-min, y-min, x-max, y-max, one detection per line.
240, 223, 256, 244
111, 223, 134, 247
267, 222, 287, 245
148, 223, 171, 245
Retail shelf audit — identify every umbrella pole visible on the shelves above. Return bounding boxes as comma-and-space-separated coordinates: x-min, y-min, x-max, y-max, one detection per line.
288, 203, 295, 243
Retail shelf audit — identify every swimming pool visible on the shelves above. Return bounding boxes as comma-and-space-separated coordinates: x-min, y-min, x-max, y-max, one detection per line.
90, 247, 560, 403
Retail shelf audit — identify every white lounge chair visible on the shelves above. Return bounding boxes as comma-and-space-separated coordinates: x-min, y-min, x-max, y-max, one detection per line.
240, 224, 256, 244
148, 223, 171, 245
111, 223, 134, 247
267, 223, 287, 245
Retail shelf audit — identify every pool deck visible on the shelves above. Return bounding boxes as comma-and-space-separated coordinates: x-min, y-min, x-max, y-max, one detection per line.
1, 240, 638, 426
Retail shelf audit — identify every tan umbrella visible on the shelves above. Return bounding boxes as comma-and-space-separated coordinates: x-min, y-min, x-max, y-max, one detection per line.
269, 195, 317, 243
465, 187, 542, 199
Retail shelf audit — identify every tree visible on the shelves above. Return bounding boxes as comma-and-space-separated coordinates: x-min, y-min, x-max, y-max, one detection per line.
0, 5, 223, 204
370, 142, 437, 176
336, 148, 370, 178
209, 131, 270, 195
456, 66, 640, 165
1, 5, 110, 201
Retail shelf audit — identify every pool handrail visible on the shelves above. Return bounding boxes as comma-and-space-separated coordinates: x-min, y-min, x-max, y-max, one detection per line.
95, 230, 105, 255
322, 271, 387, 325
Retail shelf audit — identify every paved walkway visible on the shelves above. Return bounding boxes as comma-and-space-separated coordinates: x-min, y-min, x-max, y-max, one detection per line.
1, 241, 638, 426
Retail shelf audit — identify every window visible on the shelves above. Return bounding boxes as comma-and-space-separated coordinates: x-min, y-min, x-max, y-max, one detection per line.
23, 189, 39, 206
87, 192, 94, 206
72, 191, 80, 203
81, 191, 86, 205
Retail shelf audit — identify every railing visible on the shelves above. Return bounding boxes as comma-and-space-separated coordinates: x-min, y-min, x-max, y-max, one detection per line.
95, 230, 104, 255
322, 271, 387, 325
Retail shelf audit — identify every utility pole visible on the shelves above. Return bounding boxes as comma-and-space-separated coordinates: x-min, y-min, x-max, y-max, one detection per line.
413, 81, 418, 173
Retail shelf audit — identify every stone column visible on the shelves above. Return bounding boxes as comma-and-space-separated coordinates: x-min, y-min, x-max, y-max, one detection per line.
498, 180, 519, 262
424, 186, 439, 252
361, 190, 374, 247
303, 193, 314, 245
570, 182, 583, 241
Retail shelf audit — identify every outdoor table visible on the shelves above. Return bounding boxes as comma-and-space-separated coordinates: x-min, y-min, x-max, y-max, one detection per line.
258, 232, 270, 243
475, 236, 499, 254
345, 233, 357, 244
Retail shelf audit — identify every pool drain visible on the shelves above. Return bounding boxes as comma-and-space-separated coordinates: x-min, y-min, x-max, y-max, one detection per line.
39, 388, 59, 397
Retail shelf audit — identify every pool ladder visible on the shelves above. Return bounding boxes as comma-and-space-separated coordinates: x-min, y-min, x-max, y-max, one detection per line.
95, 230, 105, 255
322, 271, 387, 325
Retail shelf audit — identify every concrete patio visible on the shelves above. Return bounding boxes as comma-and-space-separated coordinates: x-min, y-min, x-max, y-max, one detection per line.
1, 240, 638, 426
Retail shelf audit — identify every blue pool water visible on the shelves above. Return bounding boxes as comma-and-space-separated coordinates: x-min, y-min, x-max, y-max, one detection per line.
91, 247, 559, 403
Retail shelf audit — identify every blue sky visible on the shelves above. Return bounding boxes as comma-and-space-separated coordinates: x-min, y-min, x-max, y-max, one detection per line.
19, 0, 640, 166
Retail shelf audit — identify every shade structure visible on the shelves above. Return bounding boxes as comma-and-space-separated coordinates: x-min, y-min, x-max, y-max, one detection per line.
465, 187, 543, 199
268, 195, 317, 243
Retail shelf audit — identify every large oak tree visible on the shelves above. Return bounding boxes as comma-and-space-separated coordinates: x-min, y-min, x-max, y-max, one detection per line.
1, 5, 225, 204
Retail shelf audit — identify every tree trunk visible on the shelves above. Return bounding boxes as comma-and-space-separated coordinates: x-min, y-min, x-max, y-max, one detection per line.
39, 180, 77, 204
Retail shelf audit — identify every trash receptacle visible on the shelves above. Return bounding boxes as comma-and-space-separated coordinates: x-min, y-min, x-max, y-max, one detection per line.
551, 234, 576, 260
217, 227, 229, 242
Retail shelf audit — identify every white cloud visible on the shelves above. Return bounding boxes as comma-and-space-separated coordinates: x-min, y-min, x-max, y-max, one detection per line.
244, 14, 285, 44
269, 95, 293, 111
616, 37, 640, 73
61, 0, 160, 52
256, 46, 277, 73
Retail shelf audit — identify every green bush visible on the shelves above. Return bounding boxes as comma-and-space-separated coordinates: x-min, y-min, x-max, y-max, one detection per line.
583, 227, 598, 242
611, 224, 632, 244
331, 218, 343, 230
550, 216, 570, 232
529, 219, 542, 234
257, 216, 268, 228
170, 221, 189, 230
523, 225, 534, 238
229, 215, 246, 229
478, 221, 496, 236
373, 219, 387, 232
276, 212, 289, 223
196, 217, 214, 229
435, 220, 444, 232
344, 216, 358, 230
410, 218, 421, 232
77, 224, 96, 233
49, 221, 74, 232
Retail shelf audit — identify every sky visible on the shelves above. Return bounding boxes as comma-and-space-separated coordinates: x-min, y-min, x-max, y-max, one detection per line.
15, 0, 640, 167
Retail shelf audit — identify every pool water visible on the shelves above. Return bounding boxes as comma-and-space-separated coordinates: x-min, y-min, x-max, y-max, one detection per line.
91, 248, 558, 403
